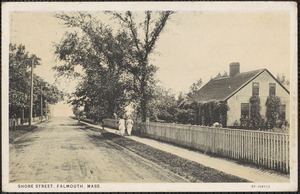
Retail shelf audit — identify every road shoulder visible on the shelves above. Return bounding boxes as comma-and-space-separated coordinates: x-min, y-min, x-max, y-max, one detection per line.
80, 120, 289, 183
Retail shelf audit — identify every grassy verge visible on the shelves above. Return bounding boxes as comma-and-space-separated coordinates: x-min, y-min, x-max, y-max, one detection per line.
84, 118, 288, 176
84, 124, 248, 183
9, 125, 38, 143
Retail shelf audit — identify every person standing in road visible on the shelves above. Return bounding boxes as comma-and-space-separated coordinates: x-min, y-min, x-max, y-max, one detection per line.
126, 116, 134, 136
118, 116, 126, 136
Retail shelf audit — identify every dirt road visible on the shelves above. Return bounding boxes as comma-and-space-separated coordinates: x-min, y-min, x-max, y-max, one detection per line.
9, 117, 188, 183
9, 117, 247, 183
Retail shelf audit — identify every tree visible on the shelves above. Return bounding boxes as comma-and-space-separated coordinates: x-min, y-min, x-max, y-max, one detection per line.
176, 92, 198, 124
147, 86, 197, 124
188, 78, 202, 97
9, 43, 39, 118
9, 44, 40, 112
178, 78, 202, 111
31, 75, 63, 117
148, 86, 177, 122
108, 11, 174, 121
173, 79, 204, 124
215, 71, 228, 79
9, 43, 63, 118
54, 13, 131, 120
276, 73, 290, 87
54, 11, 174, 122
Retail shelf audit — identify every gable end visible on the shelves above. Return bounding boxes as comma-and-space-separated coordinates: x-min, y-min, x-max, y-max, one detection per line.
224, 69, 265, 101
225, 69, 290, 101
265, 69, 290, 94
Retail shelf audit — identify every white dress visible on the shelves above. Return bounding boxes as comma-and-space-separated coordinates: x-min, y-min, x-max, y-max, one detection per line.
126, 119, 133, 135
118, 119, 125, 135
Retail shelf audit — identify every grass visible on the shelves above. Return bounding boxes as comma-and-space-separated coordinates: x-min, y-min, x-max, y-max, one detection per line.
9, 125, 38, 143
88, 126, 249, 183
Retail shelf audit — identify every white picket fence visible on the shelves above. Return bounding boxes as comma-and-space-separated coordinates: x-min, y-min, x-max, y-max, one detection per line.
103, 119, 289, 173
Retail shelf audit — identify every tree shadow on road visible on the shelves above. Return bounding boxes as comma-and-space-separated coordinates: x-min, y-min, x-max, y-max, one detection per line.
84, 128, 249, 183
10, 136, 39, 150
86, 131, 125, 151
9, 125, 38, 143
59, 123, 84, 126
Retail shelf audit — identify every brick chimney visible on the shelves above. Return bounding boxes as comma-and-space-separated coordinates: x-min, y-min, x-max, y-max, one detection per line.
229, 62, 240, 77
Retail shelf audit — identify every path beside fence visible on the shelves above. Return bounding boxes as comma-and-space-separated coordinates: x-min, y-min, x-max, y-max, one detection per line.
81, 120, 289, 183
103, 119, 290, 173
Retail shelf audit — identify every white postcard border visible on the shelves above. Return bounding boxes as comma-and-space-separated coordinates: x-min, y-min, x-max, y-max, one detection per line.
2, 1, 298, 192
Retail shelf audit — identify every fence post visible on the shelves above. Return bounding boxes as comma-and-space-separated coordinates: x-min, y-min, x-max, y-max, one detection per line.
279, 134, 282, 171
257, 132, 260, 165
245, 131, 247, 161
276, 134, 278, 170
268, 133, 272, 169
263, 132, 266, 167
285, 135, 289, 172
272, 133, 275, 170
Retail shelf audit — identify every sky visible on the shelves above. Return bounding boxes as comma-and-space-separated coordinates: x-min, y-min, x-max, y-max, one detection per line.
153, 11, 290, 94
10, 11, 291, 93
51, 101, 74, 117
9, 9, 291, 115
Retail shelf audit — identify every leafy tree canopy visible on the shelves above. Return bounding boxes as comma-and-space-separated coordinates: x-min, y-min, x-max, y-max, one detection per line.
9, 43, 64, 118
54, 11, 173, 121
276, 73, 290, 87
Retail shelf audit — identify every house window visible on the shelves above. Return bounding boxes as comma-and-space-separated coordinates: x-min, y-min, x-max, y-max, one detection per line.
241, 103, 250, 119
279, 104, 286, 121
269, 83, 276, 96
252, 82, 259, 96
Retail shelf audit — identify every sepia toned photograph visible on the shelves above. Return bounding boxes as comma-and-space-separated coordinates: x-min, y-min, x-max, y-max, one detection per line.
2, 2, 298, 192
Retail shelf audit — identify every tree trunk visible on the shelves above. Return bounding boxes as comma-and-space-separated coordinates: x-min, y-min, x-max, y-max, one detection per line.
140, 99, 147, 122
140, 89, 147, 122
140, 76, 147, 122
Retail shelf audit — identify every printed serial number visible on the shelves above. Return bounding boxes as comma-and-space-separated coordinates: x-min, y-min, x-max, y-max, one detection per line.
251, 184, 271, 188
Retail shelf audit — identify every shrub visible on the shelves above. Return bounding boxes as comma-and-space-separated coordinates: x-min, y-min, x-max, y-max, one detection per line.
218, 102, 229, 127
176, 108, 196, 124
265, 96, 281, 129
249, 96, 262, 129
198, 101, 228, 127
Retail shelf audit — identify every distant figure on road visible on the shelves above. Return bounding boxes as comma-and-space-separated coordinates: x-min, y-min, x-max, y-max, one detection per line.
118, 117, 125, 136
126, 117, 134, 136
100, 119, 104, 130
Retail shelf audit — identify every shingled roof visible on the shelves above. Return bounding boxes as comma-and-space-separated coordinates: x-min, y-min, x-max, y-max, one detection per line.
192, 69, 265, 102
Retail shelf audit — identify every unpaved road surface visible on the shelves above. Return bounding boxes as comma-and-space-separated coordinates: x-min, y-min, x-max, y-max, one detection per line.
9, 117, 187, 183
9, 117, 247, 183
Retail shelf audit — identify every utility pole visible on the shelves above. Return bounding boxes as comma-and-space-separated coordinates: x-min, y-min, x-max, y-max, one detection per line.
40, 85, 43, 121
21, 106, 24, 124
29, 57, 34, 127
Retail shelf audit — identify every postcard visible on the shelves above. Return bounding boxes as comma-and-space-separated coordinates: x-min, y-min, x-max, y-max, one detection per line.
2, 1, 298, 192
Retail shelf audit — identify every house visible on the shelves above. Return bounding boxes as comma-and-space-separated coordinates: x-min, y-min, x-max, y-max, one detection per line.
192, 62, 290, 127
